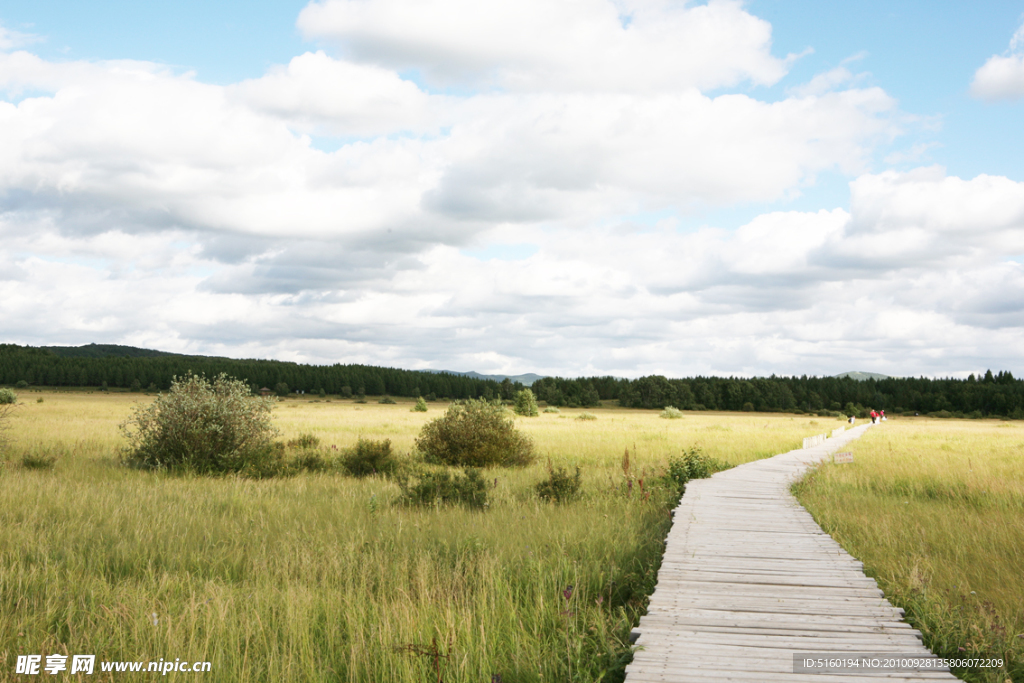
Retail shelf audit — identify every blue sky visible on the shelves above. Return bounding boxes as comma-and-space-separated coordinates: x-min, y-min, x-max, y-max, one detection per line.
1, 1, 1023, 377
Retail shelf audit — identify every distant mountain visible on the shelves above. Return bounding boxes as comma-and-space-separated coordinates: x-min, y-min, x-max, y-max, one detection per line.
834, 371, 891, 381
428, 369, 545, 386
40, 343, 185, 359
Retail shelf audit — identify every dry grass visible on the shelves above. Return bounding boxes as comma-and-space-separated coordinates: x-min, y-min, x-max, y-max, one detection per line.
794, 418, 1024, 683
0, 391, 844, 682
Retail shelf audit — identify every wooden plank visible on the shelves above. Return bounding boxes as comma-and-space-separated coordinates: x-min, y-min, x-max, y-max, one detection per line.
625, 424, 959, 683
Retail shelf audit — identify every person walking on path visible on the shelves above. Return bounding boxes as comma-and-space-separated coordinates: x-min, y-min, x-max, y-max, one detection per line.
870, 409, 878, 424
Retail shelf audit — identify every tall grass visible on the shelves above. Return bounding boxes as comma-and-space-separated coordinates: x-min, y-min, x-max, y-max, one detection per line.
793, 419, 1024, 683
1, 392, 839, 682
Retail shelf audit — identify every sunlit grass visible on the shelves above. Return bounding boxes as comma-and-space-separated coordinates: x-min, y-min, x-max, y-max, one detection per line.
793, 418, 1024, 683
1, 391, 841, 681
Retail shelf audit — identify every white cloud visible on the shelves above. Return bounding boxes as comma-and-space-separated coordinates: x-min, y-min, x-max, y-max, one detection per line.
0, 23, 39, 51
970, 19, 1024, 101
297, 0, 790, 92
3, 4, 1021, 378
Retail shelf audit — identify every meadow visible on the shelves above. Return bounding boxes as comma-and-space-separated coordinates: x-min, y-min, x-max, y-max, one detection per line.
794, 418, 1024, 683
1, 391, 832, 682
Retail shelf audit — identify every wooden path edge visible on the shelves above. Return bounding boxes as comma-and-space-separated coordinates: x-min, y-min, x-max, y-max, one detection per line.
624, 423, 959, 682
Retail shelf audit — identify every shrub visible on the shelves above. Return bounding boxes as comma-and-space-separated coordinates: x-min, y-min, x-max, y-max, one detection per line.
415, 399, 534, 467
0, 388, 16, 405
15, 380, 28, 389
340, 386, 353, 398
413, 396, 428, 412
543, 406, 560, 413
659, 406, 683, 419
426, 392, 437, 402
666, 447, 725, 491
119, 372, 279, 475
341, 438, 398, 477
378, 396, 396, 404
291, 448, 331, 473
397, 468, 488, 509
274, 382, 290, 398
576, 412, 597, 421
536, 463, 582, 503
21, 453, 57, 470
513, 389, 539, 417
288, 433, 321, 449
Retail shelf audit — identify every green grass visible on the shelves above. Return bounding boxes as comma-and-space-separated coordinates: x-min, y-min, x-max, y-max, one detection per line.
793, 419, 1024, 683
0, 392, 841, 681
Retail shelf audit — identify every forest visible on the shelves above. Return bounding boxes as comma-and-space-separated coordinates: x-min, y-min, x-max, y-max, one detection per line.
2, 343, 1021, 418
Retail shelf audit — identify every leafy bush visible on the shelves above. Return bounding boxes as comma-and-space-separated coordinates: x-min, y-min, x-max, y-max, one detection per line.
378, 396, 396, 404
543, 406, 560, 413
513, 388, 539, 416
397, 468, 489, 509
536, 464, 582, 503
413, 396, 428, 412
119, 372, 279, 475
341, 438, 398, 477
659, 406, 683, 419
576, 412, 597, 421
21, 453, 57, 470
274, 382, 290, 398
15, 380, 28, 389
666, 447, 725, 491
415, 399, 534, 467
340, 386, 353, 398
291, 448, 331, 473
0, 388, 16, 405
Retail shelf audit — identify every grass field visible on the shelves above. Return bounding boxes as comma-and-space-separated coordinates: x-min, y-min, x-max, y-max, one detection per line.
0, 390, 835, 682
794, 418, 1024, 683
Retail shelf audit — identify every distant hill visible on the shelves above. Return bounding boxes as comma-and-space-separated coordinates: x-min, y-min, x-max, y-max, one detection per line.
834, 371, 891, 381
40, 343, 185, 359
428, 370, 545, 386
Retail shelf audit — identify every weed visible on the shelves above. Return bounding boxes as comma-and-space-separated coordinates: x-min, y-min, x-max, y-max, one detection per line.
576, 413, 597, 421
397, 468, 489, 508
21, 452, 57, 470
659, 406, 683, 419
341, 438, 398, 477
536, 462, 582, 503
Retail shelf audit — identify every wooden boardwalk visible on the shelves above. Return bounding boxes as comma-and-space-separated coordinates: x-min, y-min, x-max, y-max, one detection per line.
625, 424, 959, 682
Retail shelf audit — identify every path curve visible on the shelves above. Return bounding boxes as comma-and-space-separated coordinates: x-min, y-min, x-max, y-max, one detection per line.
625, 423, 959, 682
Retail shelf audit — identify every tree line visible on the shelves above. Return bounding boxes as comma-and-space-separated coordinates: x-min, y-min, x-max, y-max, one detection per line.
2, 344, 1022, 418
0, 344, 521, 401
528, 371, 1023, 418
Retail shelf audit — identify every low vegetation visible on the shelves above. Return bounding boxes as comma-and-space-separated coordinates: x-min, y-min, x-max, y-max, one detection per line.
397, 467, 489, 508
340, 437, 399, 477
416, 399, 534, 467
120, 373, 278, 475
6, 390, 970, 682
794, 419, 1023, 683
535, 462, 582, 503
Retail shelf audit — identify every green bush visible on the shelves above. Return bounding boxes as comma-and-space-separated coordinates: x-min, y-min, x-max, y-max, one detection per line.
415, 399, 534, 467
21, 453, 57, 470
287, 433, 321, 449
513, 388, 539, 416
659, 406, 683, 419
666, 447, 725, 491
119, 372, 279, 475
0, 388, 16, 405
15, 380, 28, 389
576, 412, 597, 421
378, 396, 396, 404
397, 468, 489, 509
413, 396, 428, 412
274, 382, 290, 398
341, 438, 398, 477
543, 406, 560, 413
536, 464, 582, 503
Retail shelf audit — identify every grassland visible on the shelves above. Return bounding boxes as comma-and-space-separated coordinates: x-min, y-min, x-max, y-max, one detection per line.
794, 418, 1024, 683
0, 390, 836, 682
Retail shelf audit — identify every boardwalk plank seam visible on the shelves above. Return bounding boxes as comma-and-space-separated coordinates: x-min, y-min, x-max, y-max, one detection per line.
625, 424, 958, 682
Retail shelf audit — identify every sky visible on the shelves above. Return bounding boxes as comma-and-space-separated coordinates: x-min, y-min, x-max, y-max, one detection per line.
1, 1, 1023, 379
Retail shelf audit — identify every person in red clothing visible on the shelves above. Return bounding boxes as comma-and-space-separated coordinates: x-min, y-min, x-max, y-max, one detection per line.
880, 410, 886, 421
870, 409, 878, 424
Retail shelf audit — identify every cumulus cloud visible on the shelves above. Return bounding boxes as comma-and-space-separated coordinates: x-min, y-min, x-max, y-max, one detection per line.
2, 3, 1021, 378
297, 0, 791, 92
970, 20, 1024, 100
